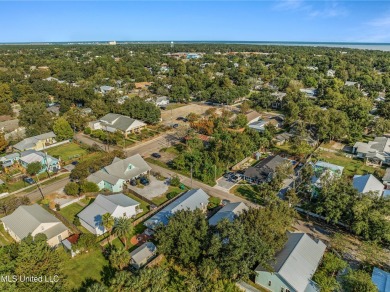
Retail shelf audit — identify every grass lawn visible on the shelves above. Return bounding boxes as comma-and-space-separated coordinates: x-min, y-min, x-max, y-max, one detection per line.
0, 223, 14, 246
59, 202, 85, 223
314, 150, 385, 177
111, 237, 124, 249
46, 142, 87, 162
230, 184, 264, 204
125, 193, 150, 218
62, 248, 108, 290
165, 103, 186, 110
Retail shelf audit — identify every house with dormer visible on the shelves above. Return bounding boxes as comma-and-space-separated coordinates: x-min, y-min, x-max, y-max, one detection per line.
87, 154, 151, 192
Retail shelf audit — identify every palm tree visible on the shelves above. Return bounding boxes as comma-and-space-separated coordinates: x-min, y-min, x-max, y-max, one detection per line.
101, 213, 114, 245
113, 217, 133, 249
109, 247, 130, 270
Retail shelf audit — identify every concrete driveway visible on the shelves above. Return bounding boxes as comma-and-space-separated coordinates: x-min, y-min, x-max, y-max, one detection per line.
216, 176, 237, 190
127, 176, 169, 200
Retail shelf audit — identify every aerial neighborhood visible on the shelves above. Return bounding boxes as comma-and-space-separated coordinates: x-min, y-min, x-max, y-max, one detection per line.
0, 43, 388, 291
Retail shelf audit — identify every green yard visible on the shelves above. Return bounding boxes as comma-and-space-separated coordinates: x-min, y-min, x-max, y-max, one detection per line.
0, 223, 14, 246
314, 150, 385, 177
230, 183, 264, 204
59, 202, 85, 223
62, 248, 109, 290
151, 185, 186, 206
46, 142, 87, 162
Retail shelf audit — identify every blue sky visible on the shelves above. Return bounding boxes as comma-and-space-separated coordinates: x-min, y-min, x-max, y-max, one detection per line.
1, 1, 390, 43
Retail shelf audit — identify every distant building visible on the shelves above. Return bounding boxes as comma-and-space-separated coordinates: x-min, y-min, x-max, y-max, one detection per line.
245, 111, 262, 124
382, 168, 390, 189
353, 174, 384, 197
255, 232, 326, 292
271, 92, 286, 109
1, 204, 69, 246
13, 131, 56, 152
77, 194, 141, 235
327, 69, 336, 77
134, 82, 153, 90
187, 53, 201, 59
144, 188, 210, 230
248, 120, 268, 132
100, 85, 115, 94
345, 81, 360, 89
146, 96, 169, 107
300, 88, 317, 99
208, 202, 248, 226
108, 41, 117, 45
88, 113, 147, 137
371, 267, 390, 292
130, 242, 157, 269
311, 161, 344, 195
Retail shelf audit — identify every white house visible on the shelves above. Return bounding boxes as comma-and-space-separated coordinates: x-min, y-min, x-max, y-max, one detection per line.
353, 174, 384, 197
1, 204, 69, 247
77, 194, 141, 235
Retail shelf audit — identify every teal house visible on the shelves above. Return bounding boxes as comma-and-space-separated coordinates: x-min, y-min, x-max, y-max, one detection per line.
255, 233, 326, 292
87, 154, 151, 192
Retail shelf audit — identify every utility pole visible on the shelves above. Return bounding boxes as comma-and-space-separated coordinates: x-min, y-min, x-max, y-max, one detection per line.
35, 175, 44, 199
190, 163, 193, 188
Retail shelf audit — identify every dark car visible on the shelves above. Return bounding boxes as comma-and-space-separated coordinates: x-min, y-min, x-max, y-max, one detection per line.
140, 177, 150, 186
130, 179, 137, 186
23, 177, 35, 185
172, 123, 179, 128
182, 118, 188, 122
151, 153, 161, 158
223, 172, 233, 179
222, 199, 231, 206
71, 161, 79, 166
176, 116, 184, 121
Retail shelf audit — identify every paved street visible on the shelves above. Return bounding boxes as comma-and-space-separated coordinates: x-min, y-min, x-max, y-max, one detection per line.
125, 132, 180, 157
17, 176, 70, 203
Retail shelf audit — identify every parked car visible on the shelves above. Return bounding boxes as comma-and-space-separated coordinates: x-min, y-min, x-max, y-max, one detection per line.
151, 153, 161, 158
130, 179, 137, 186
172, 123, 179, 128
182, 118, 188, 122
222, 199, 231, 206
23, 177, 35, 185
231, 175, 241, 183
223, 172, 233, 179
140, 177, 150, 186
71, 161, 79, 166
176, 116, 184, 121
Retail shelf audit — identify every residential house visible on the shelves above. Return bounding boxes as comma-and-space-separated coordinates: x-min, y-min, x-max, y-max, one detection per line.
129, 242, 157, 270
327, 69, 336, 77
311, 161, 344, 195
117, 96, 129, 105
352, 137, 390, 166
382, 168, 390, 189
87, 154, 151, 192
13, 131, 56, 152
77, 193, 141, 235
88, 113, 147, 137
100, 85, 115, 94
353, 174, 384, 197
1, 204, 69, 246
300, 88, 317, 99
271, 92, 286, 109
144, 188, 210, 230
155, 96, 169, 107
81, 107, 92, 115
274, 132, 294, 146
345, 81, 360, 89
1, 150, 60, 173
371, 267, 390, 292
18, 150, 60, 173
245, 111, 261, 124
187, 53, 201, 59
208, 202, 248, 226
243, 155, 287, 184
135, 82, 153, 90
255, 232, 326, 292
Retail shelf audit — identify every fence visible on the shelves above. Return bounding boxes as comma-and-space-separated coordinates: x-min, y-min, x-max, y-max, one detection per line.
41, 204, 81, 234
54, 195, 86, 209
126, 188, 155, 205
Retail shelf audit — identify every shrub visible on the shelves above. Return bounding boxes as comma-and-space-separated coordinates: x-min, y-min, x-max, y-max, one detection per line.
73, 217, 81, 226
84, 127, 92, 134
80, 181, 99, 193
64, 182, 80, 196
170, 175, 180, 187
55, 203, 61, 211
166, 191, 180, 200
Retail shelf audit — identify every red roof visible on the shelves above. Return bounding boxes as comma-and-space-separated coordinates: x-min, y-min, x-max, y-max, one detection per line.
66, 234, 80, 244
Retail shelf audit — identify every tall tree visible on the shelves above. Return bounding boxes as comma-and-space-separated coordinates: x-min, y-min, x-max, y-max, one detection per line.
113, 217, 133, 249
53, 117, 73, 141
102, 213, 115, 244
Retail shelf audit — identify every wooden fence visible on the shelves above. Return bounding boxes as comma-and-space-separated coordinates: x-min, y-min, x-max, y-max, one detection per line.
42, 204, 81, 234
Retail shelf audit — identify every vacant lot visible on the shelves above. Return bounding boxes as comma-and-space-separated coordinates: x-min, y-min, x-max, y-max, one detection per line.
160, 103, 215, 125
46, 142, 87, 163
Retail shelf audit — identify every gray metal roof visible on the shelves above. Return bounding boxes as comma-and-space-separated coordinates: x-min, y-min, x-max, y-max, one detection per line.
130, 242, 157, 266
1, 204, 67, 240
372, 267, 390, 292
256, 232, 326, 292
353, 174, 384, 196
208, 202, 248, 226
77, 194, 139, 228
13, 131, 56, 151
244, 155, 286, 182
99, 113, 146, 132
144, 188, 210, 229
354, 137, 390, 156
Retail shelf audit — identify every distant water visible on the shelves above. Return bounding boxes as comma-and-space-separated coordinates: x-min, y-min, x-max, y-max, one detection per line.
1, 41, 390, 51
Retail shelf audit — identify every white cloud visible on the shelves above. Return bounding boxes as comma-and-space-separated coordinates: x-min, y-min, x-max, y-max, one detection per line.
274, 0, 347, 19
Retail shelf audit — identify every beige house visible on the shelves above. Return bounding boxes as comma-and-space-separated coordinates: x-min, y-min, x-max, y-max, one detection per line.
13, 131, 57, 152
1, 204, 69, 247
88, 113, 146, 137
